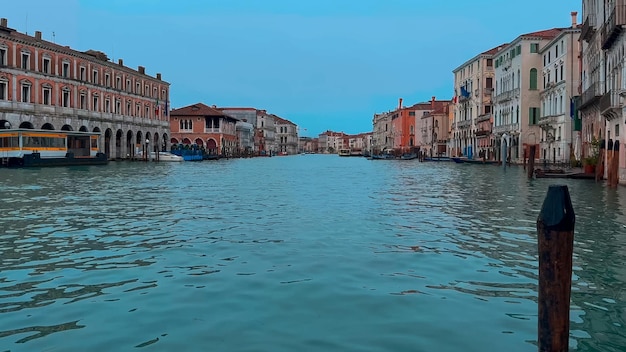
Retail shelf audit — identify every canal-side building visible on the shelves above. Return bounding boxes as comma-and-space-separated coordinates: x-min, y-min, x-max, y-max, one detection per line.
419, 97, 451, 157
256, 109, 276, 155
274, 115, 298, 155
169, 103, 238, 156
372, 111, 393, 154
0, 18, 170, 159
452, 44, 505, 160
538, 15, 581, 165
580, 0, 626, 184
493, 27, 563, 163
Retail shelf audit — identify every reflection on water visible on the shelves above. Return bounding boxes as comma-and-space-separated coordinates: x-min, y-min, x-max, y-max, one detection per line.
0, 157, 625, 351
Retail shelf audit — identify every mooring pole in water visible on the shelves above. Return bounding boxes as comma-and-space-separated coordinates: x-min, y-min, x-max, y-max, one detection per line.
528, 145, 536, 179
537, 185, 575, 352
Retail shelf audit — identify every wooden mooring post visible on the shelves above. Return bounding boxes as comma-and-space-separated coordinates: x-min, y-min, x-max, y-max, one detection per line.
537, 185, 575, 352
528, 145, 536, 179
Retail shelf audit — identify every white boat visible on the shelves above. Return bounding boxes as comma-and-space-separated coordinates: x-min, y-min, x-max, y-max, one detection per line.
138, 152, 185, 162
338, 148, 351, 156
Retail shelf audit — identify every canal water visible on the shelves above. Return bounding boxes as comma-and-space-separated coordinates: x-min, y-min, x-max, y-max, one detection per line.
0, 155, 625, 352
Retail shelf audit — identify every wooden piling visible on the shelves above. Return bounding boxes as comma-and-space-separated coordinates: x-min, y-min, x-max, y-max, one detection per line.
537, 185, 575, 352
607, 139, 614, 185
528, 145, 536, 179
595, 140, 605, 182
611, 141, 620, 188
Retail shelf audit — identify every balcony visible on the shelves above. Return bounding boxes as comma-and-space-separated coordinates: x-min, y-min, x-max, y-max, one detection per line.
538, 114, 558, 127
457, 119, 471, 129
476, 113, 491, 123
494, 88, 519, 103
580, 14, 596, 42
599, 91, 622, 120
601, 1, 626, 50
578, 81, 603, 109
484, 88, 493, 96
475, 129, 491, 137
493, 123, 519, 135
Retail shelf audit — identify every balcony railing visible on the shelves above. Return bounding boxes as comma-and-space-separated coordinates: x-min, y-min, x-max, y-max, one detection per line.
580, 14, 596, 42
579, 81, 603, 109
493, 123, 520, 135
457, 119, 471, 129
599, 90, 622, 120
484, 88, 493, 96
494, 88, 519, 103
475, 129, 490, 137
601, 1, 626, 50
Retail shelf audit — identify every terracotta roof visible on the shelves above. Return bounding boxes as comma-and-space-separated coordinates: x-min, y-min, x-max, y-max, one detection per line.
170, 103, 232, 117
481, 43, 508, 56
520, 28, 563, 39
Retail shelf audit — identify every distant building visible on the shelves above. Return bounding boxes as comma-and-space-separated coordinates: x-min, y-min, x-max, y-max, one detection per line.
0, 17, 171, 159
538, 18, 581, 164
492, 27, 564, 163
170, 103, 238, 156
274, 115, 298, 154
452, 44, 505, 159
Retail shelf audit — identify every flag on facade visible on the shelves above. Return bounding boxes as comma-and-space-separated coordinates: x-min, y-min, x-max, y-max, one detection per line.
165, 100, 168, 116
570, 97, 575, 119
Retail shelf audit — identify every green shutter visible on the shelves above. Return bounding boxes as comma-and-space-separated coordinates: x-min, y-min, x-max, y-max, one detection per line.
529, 68, 538, 90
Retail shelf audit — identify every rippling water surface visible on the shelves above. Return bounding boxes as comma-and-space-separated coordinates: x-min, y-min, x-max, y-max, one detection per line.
1, 155, 625, 351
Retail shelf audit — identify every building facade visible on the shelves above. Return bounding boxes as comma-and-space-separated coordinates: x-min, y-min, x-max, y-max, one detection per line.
170, 103, 237, 156
493, 28, 563, 163
538, 17, 581, 165
452, 45, 504, 160
0, 18, 170, 159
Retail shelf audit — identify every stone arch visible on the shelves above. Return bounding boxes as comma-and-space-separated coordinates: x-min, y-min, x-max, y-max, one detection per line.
195, 138, 204, 146
41, 123, 55, 130
115, 129, 124, 159
182, 137, 191, 145
79, 125, 88, 132
61, 124, 73, 131
126, 130, 134, 159
19, 121, 34, 129
105, 128, 113, 158
0, 120, 11, 129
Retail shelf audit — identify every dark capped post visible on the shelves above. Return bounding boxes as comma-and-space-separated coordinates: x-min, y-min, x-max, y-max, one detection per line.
537, 185, 575, 352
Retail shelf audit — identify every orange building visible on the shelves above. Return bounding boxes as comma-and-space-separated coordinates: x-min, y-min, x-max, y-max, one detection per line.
170, 103, 238, 156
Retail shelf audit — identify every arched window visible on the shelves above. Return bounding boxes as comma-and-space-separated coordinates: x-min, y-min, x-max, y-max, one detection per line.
529, 68, 538, 90
180, 120, 183, 130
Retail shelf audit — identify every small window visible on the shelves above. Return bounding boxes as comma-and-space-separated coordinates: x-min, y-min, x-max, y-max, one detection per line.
21, 52, 30, 69
126, 79, 131, 92
21, 83, 31, 102
116, 76, 121, 89
0, 80, 6, 100
105, 73, 110, 87
80, 66, 86, 81
486, 58, 493, 67
0, 47, 6, 66
62, 89, 70, 107
530, 43, 539, 53
43, 57, 51, 74
80, 94, 86, 109
93, 95, 99, 111
62, 62, 70, 78
105, 99, 110, 113
93, 70, 98, 84
42, 86, 51, 105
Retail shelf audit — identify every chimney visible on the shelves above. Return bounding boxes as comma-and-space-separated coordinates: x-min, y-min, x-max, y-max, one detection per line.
118, 58, 124, 66
35, 31, 41, 40
1, 18, 7, 27
156, 73, 161, 80
571, 11, 578, 28
138, 66, 145, 74
398, 98, 403, 109
431, 96, 435, 109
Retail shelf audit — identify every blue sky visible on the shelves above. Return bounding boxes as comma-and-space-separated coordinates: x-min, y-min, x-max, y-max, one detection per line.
5, 0, 580, 137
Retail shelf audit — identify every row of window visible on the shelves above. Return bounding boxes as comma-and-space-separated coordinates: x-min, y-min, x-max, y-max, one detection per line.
0, 46, 167, 99
0, 80, 164, 119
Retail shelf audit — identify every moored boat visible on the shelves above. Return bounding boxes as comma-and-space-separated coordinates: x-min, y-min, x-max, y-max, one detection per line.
150, 151, 184, 162
0, 129, 108, 167
338, 148, 351, 157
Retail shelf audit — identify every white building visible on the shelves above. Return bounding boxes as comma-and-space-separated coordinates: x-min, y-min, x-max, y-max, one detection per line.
493, 28, 564, 162
538, 15, 581, 164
